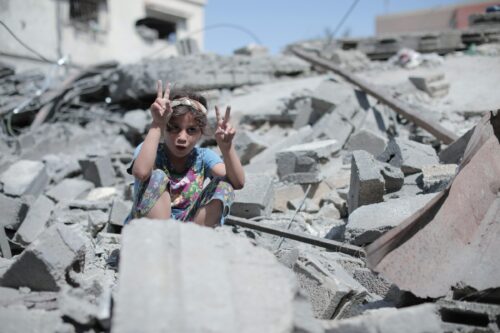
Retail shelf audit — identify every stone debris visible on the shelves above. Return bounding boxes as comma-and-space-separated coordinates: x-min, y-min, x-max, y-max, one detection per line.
1, 25, 499, 332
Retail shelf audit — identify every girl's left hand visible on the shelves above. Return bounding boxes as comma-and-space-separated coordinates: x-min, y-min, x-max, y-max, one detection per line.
214, 105, 235, 152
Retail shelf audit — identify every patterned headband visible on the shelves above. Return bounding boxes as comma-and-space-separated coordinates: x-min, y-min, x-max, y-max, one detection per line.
171, 97, 207, 115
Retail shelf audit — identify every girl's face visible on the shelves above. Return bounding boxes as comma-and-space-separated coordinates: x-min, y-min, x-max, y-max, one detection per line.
164, 112, 202, 159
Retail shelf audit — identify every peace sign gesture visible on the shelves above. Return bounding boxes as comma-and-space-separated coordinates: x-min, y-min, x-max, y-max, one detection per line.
150, 80, 172, 128
214, 105, 236, 152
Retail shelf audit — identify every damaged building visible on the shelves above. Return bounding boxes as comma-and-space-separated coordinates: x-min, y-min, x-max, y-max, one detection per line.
1, 1, 500, 332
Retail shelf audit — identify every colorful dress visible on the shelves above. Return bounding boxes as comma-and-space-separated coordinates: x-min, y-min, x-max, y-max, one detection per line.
126, 143, 235, 225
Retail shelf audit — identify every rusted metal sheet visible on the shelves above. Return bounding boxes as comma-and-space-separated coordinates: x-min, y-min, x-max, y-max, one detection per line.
289, 46, 458, 144
366, 110, 500, 298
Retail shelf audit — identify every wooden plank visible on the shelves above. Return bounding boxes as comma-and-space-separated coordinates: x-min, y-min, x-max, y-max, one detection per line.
289, 46, 458, 144
225, 215, 365, 258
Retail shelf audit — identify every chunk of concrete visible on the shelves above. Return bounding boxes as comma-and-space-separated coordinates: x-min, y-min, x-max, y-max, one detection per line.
109, 199, 132, 227
43, 153, 81, 183
311, 111, 354, 147
379, 163, 404, 193
0, 224, 86, 291
421, 164, 457, 193
233, 130, 268, 165
0, 160, 49, 197
112, 219, 308, 333
322, 303, 441, 333
276, 140, 340, 184
231, 173, 274, 218
79, 156, 116, 187
0, 193, 29, 230
345, 193, 437, 245
46, 178, 94, 203
348, 150, 385, 214
345, 129, 388, 157
13, 195, 55, 246
377, 138, 439, 175
273, 184, 304, 212
293, 254, 368, 319
311, 79, 356, 115
409, 73, 449, 98
320, 190, 348, 218
122, 109, 149, 134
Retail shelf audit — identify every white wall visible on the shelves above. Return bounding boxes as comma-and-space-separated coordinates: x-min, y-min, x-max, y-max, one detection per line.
0, 0, 206, 71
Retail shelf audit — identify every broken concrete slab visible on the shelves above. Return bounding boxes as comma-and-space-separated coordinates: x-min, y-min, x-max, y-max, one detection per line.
322, 303, 442, 333
421, 164, 457, 193
112, 219, 310, 333
276, 140, 340, 184
409, 73, 449, 98
233, 130, 268, 165
79, 156, 116, 187
1, 224, 86, 291
345, 193, 437, 245
231, 173, 274, 218
273, 184, 305, 212
122, 109, 149, 134
46, 178, 94, 203
379, 163, 404, 193
345, 128, 388, 157
13, 195, 55, 246
320, 190, 348, 218
0, 159, 49, 197
377, 138, 439, 175
109, 198, 132, 227
0, 193, 29, 230
42, 153, 81, 183
348, 150, 385, 214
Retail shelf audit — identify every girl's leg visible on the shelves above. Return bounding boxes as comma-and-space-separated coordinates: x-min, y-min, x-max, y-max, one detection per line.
187, 177, 234, 227
131, 169, 171, 220
146, 190, 171, 219
193, 199, 223, 228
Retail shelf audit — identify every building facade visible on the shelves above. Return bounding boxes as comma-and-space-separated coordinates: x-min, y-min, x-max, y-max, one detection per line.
0, 0, 206, 70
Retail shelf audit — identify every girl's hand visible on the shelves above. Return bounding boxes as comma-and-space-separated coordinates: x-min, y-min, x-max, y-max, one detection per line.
215, 105, 235, 153
150, 80, 172, 128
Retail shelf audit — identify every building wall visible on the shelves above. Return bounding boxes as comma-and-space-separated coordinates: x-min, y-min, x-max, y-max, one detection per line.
0, 0, 206, 71
376, 1, 498, 35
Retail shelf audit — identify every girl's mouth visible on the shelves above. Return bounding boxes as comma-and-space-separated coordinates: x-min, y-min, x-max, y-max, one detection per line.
176, 145, 187, 151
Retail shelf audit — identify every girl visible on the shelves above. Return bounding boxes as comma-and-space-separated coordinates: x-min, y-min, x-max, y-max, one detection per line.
127, 80, 245, 227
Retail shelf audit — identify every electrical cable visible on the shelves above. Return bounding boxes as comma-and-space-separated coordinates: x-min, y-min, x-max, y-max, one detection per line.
0, 20, 51, 63
331, 0, 360, 38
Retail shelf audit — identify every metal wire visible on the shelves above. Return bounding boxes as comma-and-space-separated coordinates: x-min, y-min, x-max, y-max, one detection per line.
0, 20, 51, 62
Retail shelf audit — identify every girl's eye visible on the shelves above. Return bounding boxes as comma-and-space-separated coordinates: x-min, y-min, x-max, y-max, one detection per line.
187, 127, 199, 135
167, 125, 181, 133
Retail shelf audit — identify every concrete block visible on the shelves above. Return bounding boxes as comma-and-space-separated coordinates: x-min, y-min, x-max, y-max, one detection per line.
322, 303, 441, 333
345, 129, 388, 156
112, 219, 302, 333
345, 193, 437, 245
42, 154, 81, 183
421, 164, 457, 193
292, 97, 315, 129
348, 150, 385, 214
0, 160, 49, 197
46, 178, 94, 203
233, 130, 268, 165
122, 109, 149, 134
85, 186, 118, 201
377, 138, 439, 175
0, 193, 29, 230
379, 163, 404, 193
0, 307, 72, 333
311, 79, 355, 115
79, 156, 116, 187
0, 224, 86, 291
311, 111, 354, 147
13, 195, 55, 246
320, 190, 348, 218
276, 140, 340, 184
293, 254, 367, 319
231, 173, 274, 218
409, 73, 449, 97
109, 199, 132, 227
273, 184, 304, 212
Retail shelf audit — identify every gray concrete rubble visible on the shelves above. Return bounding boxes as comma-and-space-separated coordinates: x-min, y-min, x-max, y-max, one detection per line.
113, 219, 321, 333
1, 30, 500, 332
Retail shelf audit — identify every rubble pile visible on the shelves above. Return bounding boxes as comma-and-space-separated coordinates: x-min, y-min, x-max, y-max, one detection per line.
1, 36, 500, 332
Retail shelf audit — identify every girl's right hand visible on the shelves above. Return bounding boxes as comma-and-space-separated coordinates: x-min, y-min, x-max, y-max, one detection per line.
150, 80, 172, 128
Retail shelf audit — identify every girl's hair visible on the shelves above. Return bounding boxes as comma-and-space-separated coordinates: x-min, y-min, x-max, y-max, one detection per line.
167, 90, 208, 133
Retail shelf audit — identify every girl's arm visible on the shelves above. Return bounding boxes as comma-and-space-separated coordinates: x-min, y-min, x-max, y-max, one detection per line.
212, 106, 245, 189
132, 80, 172, 181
